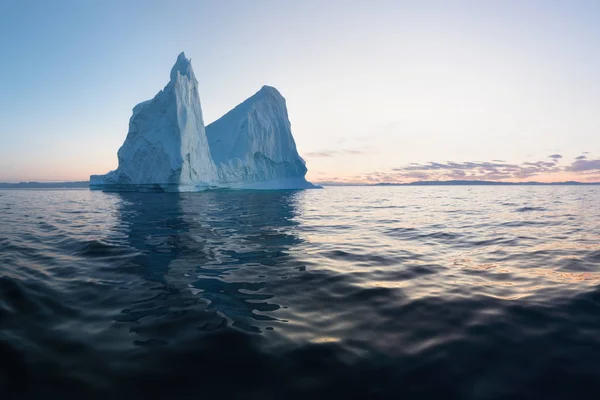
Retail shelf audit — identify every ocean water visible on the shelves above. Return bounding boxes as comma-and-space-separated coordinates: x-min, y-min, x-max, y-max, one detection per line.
2, 186, 600, 399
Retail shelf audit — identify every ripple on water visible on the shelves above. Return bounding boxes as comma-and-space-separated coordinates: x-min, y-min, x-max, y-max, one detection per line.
1, 186, 600, 398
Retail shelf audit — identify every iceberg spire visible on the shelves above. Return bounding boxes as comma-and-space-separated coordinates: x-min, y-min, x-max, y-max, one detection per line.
90, 52, 218, 191
170, 51, 194, 81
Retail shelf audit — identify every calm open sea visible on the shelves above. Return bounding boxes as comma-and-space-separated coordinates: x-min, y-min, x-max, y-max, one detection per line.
2, 186, 600, 399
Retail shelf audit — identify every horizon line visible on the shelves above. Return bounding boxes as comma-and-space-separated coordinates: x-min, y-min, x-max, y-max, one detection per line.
2, 179, 600, 188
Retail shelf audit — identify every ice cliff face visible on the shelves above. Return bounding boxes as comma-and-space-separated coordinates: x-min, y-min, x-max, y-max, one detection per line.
206, 86, 315, 189
91, 52, 217, 191
91, 53, 316, 191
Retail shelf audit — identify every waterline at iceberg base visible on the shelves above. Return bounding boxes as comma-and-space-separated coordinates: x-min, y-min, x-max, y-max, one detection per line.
90, 52, 319, 192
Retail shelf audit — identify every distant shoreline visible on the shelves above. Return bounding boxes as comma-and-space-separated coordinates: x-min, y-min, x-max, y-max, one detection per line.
319, 180, 600, 186
0, 181, 89, 189
3, 180, 599, 189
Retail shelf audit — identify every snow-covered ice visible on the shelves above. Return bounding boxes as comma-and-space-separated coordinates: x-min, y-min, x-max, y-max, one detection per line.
91, 53, 317, 191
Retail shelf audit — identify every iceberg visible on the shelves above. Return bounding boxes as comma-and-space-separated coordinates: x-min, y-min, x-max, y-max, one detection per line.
91, 52, 317, 191
91, 52, 217, 191
206, 86, 316, 189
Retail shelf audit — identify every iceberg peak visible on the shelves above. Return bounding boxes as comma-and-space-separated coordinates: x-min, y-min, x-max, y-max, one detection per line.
206, 85, 317, 189
91, 51, 217, 191
170, 51, 194, 81
258, 85, 280, 95
255, 85, 284, 103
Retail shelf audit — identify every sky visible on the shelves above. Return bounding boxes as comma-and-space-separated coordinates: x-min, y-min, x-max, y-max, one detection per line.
1, 0, 599, 183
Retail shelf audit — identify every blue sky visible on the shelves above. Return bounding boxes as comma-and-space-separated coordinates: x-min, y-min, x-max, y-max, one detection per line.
1, 0, 599, 182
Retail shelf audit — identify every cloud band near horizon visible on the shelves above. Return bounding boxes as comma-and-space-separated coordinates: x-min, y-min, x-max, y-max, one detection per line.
308, 153, 600, 184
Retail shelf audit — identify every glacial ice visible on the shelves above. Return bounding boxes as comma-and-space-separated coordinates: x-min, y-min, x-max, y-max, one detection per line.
91, 53, 317, 191
206, 86, 315, 189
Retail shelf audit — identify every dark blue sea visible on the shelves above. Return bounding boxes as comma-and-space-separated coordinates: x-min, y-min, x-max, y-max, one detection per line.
2, 186, 600, 399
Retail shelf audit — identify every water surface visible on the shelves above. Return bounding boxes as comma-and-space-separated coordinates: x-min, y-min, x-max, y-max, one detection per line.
2, 186, 600, 398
